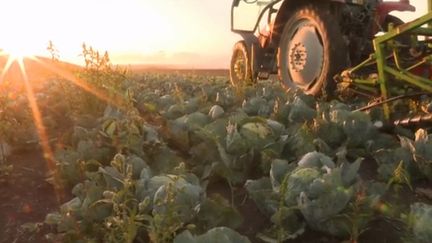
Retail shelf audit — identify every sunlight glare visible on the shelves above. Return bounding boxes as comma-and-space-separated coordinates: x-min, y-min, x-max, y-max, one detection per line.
13, 56, 65, 202
5, 47, 33, 61
0, 47, 37, 85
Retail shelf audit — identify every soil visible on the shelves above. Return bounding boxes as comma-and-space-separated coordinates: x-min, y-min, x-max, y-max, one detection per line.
0, 148, 61, 243
206, 180, 271, 242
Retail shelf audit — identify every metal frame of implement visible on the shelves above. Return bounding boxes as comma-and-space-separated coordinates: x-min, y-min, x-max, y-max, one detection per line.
339, 0, 432, 121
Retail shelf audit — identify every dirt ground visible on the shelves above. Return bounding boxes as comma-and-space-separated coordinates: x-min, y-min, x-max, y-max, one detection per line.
0, 148, 61, 243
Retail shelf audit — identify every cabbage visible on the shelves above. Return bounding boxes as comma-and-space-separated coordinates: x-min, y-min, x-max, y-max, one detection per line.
400, 129, 432, 180
142, 124, 161, 145
55, 148, 82, 186
215, 89, 236, 108
284, 167, 321, 205
374, 147, 413, 180
342, 111, 376, 147
165, 104, 186, 119
269, 159, 292, 192
257, 152, 364, 236
297, 151, 335, 169
194, 194, 243, 230
409, 203, 432, 243
313, 119, 346, 148
239, 122, 273, 149
167, 112, 210, 151
208, 105, 225, 120
245, 177, 278, 216
152, 177, 203, 222
288, 96, 316, 123
135, 174, 203, 222
148, 145, 183, 173
184, 97, 201, 114
157, 94, 175, 109
174, 227, 250, 243
284, 124, 315, 160
242, 97, 271, 117
126, 154, 150, 179
266, 119, 285, 136
225, 122, 249, 155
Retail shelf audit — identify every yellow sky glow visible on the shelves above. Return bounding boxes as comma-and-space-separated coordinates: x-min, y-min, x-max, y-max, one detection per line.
0, 0, 427, 68
0, 0, 237, 68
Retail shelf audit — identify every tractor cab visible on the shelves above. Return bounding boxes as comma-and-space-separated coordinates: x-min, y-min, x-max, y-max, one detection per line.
231, 0, 279, 33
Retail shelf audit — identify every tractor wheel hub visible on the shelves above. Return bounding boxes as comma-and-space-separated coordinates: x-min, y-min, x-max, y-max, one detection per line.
286, 22, 324, 88
290, 42, 307, 72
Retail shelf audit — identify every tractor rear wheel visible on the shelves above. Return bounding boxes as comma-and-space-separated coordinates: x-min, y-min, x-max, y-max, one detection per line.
383, 15, 404, 30
383, 15, 410, 47
277, 4, 347, 97
230, 41, 254, 87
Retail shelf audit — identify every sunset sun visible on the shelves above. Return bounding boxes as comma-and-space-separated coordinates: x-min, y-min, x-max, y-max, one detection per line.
1, 39, 38, 61
4, 47, 33, 61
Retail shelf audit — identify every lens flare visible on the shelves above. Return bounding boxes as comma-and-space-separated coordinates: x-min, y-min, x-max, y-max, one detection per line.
0, 49, 125, 202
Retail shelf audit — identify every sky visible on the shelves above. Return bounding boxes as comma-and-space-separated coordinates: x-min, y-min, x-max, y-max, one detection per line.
0, 0, 427, 68
395, 0, 427, 21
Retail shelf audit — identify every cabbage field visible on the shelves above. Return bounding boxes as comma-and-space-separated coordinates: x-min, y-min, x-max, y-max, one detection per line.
0, 59, 432, 243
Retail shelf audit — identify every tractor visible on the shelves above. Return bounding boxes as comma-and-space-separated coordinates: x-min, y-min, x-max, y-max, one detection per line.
230, 0, 432, 125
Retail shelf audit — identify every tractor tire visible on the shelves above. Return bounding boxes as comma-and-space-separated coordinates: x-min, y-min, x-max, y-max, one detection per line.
383, 15, 410, 45
230, 41, 254, 87
277, 4, 348, 97
383, 15, 416, 61
383, 15, 404, 30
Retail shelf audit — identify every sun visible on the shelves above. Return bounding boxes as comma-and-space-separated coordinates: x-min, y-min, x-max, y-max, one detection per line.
0, 43, 39, 84
1, 45, 36, 62
7, 49, 28, 61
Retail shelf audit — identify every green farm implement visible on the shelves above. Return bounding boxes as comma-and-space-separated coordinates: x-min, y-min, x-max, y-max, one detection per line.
337, 0, 432, 125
